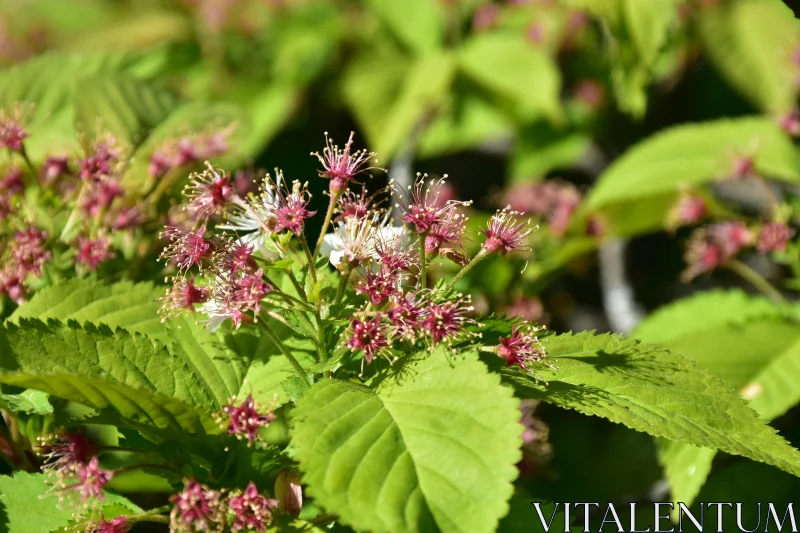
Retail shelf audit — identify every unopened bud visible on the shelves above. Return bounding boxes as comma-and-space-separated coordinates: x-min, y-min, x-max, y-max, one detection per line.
274, 469, 303, 516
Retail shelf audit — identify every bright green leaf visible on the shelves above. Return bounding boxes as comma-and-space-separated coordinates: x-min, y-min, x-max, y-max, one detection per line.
500, 332, 800, 480
374, 51, 457, 160
74, 73, 178, 144
291, 349, 521, 533
0, 319, 217, 434
635, 290, 800, 506
364, 0, 444, 56
0, 389, 52, 415
698, 0, 800, 114
166, 315, 247, 406
8, 278, 166, 342
460, 33, 562, 123
586, 118, 800, 210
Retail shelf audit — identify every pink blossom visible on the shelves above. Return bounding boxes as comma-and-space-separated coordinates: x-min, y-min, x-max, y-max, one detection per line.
481, 208, 534, 255
273, 181, 315, 234
668, 194, 708, 228
158, 277, 209, 320
149, 149, 172, 179
312, 132, 380, 194
422, 298, 475, 345
79, 140, 121, 181
41, 431, 97, 477
170, 478, 222, 532
228, 482, 278, 532
75, 237, 114, 271
730, 155, 756, 180
0, 166, 23, 194
86, 516, 130, 533
778, 110, 800, 136
572, 80, 605, 110
387, 293, 425, 341
40, 155, 70, 184
76, 457, 113, 502
395, 175, 471, 235
498, 325, 547, 372
355, 271, 400, 306
222, 395, 276, 444
345, 315, 388, 364
0, 106, 27, 152
525, 22, 546, 45
335, 188, 372, 223
682, 221, 751, 281
12, 225, 51, 276
472, 5, 500, 31
184, 163, 234, 219
757, 222, 795, 253
425, 208, 468, 255
160, 225, 215, 271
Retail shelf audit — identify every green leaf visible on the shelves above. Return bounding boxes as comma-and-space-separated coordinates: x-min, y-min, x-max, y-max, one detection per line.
510, 121, 591, 182
586, 117, 800, 211
562, 0, 680, 117
698, 0, 800, 114
8, 279, 166, 342
634, 290, 800, 506
501, 332, 800, 479
342, 52, 410, 156
0, 389, 52, 415
0, 472, 80, 533
166, 315, 247, 406
234, 331, 316, 408
74, 73, 178, 144
0, 472, 141, 533
418, 87, 513, 159
373, 51, 457, 160
0, 51, 147, 121
291, 349, 521, 533
459, 33, 562, 123
238, 84, 297, 158
364, 0, 444, 56
0, 319, 216, 434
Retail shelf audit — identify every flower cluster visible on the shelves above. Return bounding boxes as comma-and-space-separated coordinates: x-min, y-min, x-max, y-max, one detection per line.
156, 133, 549, 386
149, 128, 232, 179
682, 220, 795, 281
502, 180, 585, 237
169, 479, 279, 533
0, 101, 237, 306
39, 431, 113, 506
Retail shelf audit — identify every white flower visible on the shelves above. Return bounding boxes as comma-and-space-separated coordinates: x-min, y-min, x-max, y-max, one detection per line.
319, 211, 405, 268
217, 172, 283, 248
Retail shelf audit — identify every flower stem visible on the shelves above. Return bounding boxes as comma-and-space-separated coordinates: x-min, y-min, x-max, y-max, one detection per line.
418, 234, 427, 289
335, 265, 353, 306
259, 320, 311, 387
18, 147, 43, 193
298, 233, 317, 285
129, 505, 171, 525
314, 310, 328, 364
313, 192, 340, 261
727, 259, 787, 305
447, 249, 488, 291
286, 269, 307, 301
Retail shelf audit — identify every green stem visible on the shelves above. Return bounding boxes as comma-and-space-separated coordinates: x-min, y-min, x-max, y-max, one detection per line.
259, 320, 311, 387
335, 266, 353, 306
313, 192, 341, 261
147, 167, 182, 206
286, 270, 307, 301
270, 289, 314, 312
114, 462, 182, 476
16, 147, 43, 193
298, 233, 317, 285
129, 505, 171, 525
727, 259, 787, 305
314, 310, 328, 364
418, 234, 427, 289
447, 249, 489, 291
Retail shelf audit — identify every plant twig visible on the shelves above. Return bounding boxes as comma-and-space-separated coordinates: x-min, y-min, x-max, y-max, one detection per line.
313, 192, 340, 261
727, 258, 787, 305
258, 320, 311, 386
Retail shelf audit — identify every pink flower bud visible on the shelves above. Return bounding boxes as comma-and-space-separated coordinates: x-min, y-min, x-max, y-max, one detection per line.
274, 469, 303, 516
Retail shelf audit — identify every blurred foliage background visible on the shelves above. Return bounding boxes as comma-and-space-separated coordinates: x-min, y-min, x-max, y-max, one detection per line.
4, 0, 800, 527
